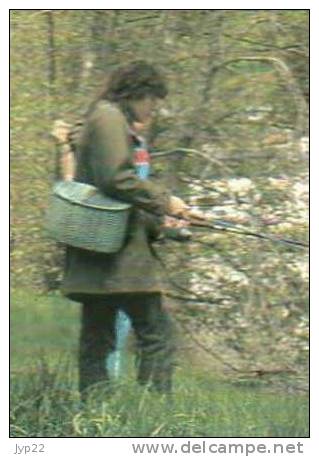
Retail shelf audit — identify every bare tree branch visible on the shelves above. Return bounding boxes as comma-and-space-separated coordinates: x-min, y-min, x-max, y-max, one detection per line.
205, 55, 308, 135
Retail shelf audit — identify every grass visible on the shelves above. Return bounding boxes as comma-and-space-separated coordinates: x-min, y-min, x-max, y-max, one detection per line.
10, 289, 309, 438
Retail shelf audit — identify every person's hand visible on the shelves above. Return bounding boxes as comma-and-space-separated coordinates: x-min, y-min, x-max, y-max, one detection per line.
167, 196, 189, 217
52, 120, 71, 145
164, 215, 189, 229
163, 216, 192, 241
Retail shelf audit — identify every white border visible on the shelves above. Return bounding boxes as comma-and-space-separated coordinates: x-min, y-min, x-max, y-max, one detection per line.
4, 2, 316, 455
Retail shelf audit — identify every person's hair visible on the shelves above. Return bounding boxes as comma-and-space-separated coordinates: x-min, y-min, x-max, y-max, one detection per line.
98, 60, 168, 102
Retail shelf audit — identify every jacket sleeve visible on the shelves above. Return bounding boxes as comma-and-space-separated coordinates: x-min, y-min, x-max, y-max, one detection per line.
88, 102, 170, 216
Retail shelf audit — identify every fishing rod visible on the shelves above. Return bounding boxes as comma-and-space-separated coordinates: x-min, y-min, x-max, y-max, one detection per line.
152, 148, 308, 249
170, 211, 309, 249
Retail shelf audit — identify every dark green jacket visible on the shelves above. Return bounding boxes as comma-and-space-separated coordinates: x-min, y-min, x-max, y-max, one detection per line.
61, 101, 169, 299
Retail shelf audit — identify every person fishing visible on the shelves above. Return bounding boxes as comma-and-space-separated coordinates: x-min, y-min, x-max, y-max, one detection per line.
60, 61, 189, 398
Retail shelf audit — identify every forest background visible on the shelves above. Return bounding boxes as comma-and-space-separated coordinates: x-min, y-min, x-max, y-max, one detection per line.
10, 10, 309, 437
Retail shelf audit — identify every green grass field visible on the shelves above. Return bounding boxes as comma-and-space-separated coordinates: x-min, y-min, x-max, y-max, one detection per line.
10, 289, 309, 438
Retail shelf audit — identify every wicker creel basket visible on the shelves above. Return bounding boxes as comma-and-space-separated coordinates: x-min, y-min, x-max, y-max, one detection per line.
46, 181, 131, 253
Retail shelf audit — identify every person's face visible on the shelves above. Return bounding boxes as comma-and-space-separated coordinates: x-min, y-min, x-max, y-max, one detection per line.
130, 97, 158, 123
